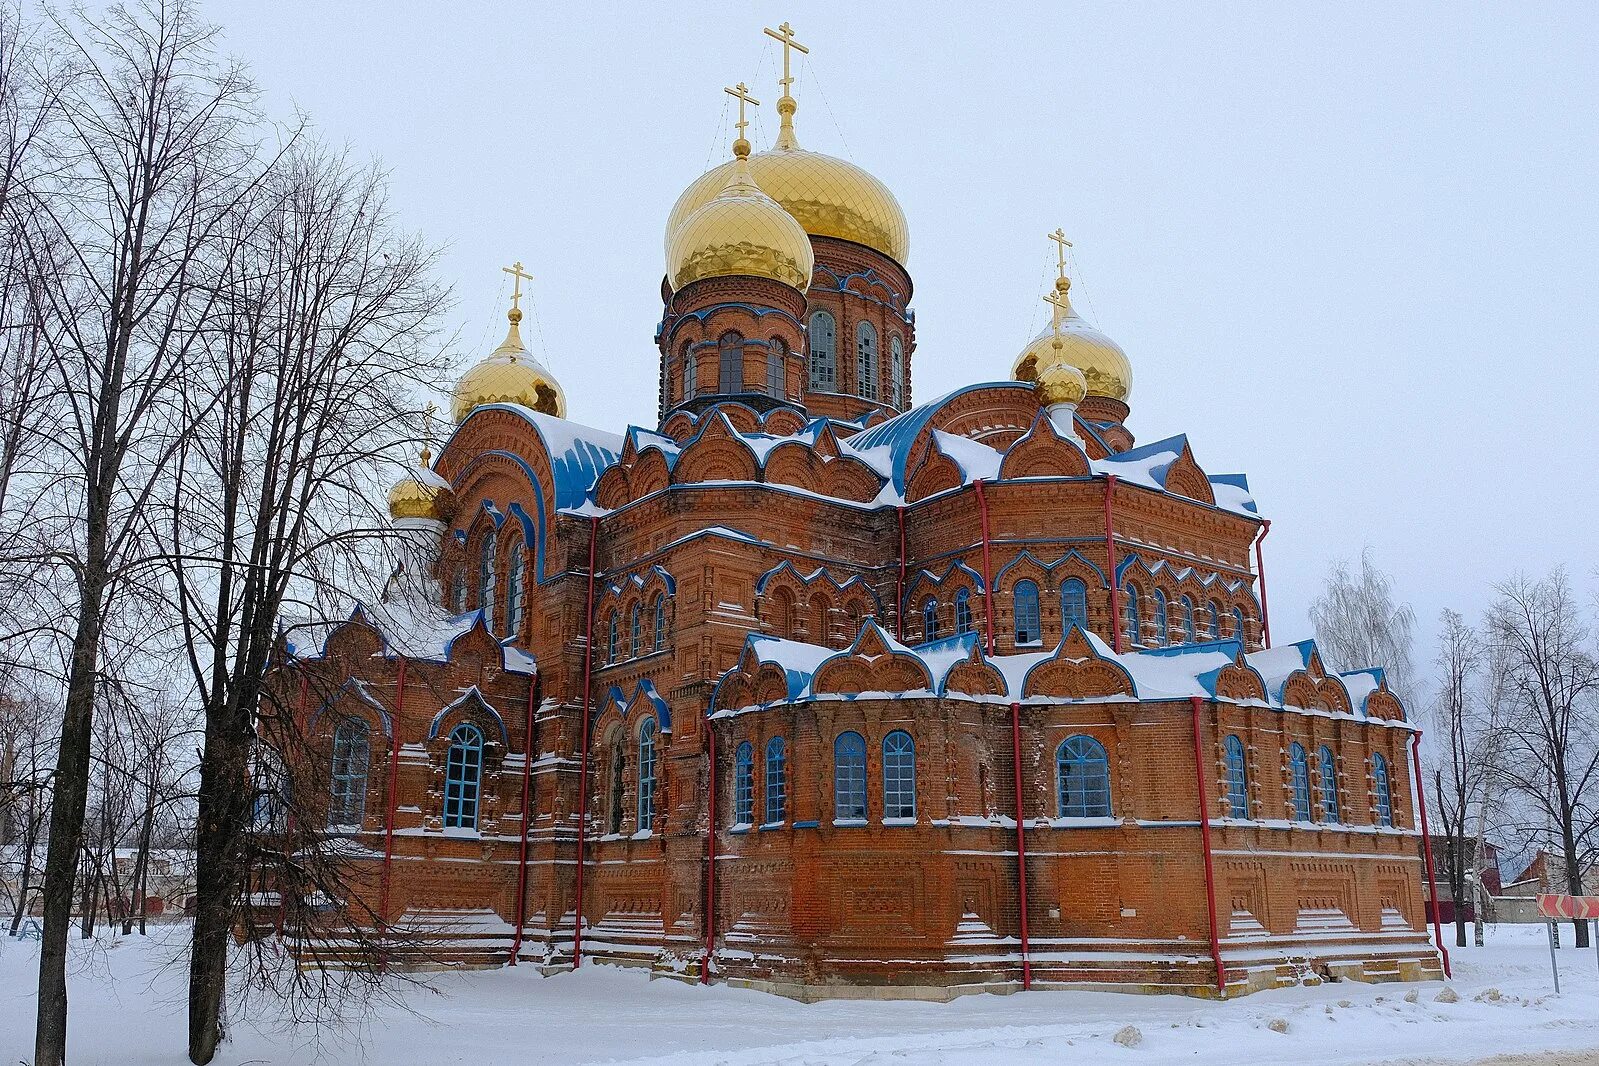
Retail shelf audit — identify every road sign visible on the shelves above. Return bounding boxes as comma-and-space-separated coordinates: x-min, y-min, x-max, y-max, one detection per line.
1537, 894, 1599, 920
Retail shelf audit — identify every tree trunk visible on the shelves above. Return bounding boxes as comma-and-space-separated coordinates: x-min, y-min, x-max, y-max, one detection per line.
188, 700, 251, 1064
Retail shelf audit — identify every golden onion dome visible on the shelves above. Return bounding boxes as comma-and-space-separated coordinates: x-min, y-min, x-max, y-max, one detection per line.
666, 137, 815, 293
388, 448, 454, 522
1035, 356, 1088, 408
1012, 278, 1132, 403
452, 306, 567, 422
665, 97, 909, 268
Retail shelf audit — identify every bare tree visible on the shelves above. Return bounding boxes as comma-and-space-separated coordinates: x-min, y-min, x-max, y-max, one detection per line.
1487, 570, 1599, 949
1429, 608, 1496, 947
1309, 547, 1418, 700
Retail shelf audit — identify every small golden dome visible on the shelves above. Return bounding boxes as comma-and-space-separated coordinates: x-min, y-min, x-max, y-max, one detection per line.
665, 98, 909, 267
1012, 280, 1132, 403
1035, 355, 1088, 408
388, 448, 454, 522
452, 307, 567, 421
666, 141, 815, 293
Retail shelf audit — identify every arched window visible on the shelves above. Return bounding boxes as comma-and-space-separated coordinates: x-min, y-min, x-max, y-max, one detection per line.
1207, 600, 1222, 639
1232, 606, 1247, 642
607, 614, 618, 663
1056, 735, 1111, 818
1318, 745, 1340, 823
1062, 578, 1088, 633
1152, 589, 1170, 646
451, 569, 468, 614
733, 742, 754, 826
1178, 596, 1196, 643
882, 730, 916, 820
1013, 579, 1041, 645
955, 587, 973, 635
1289, 742, 1312, 821
637, 718, 657, 831
1124, 583, 1143, 646
889, 334, 904, 409
833, 731, 867, 822
478, 528, 497, 620
443, 724, 484, 830
629, 603, 641, 659
329, 720, 370, 828
718, 331, 743, 393
1373, 752, 1393, 827
683, 343, 698, 397
810, 592, 832, 645
1223, 734, 1249, 819
653, 595, 667, 650
506, 548, 527, 636
808, 311, 836, 391
855, 320, 879, 401
608, 741, 625, 834
766, 340, 785, 398
764, 737, 787, 825
922, 597, 939, 642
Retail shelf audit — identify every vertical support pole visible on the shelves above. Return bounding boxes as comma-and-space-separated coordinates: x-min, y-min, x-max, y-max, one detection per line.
1189, 696, 1226, 996
1548, 921, 1561, 993
1103, 475, 1122, 653
1253, 519, 1272, 649
896, 505, 907, 642
1008, 701, 1031, 990
509, 673, 538, 964
379, 658, 406, 933
975, 479, 995, 655
572, 515, 600, 969
1411, 730, 1452, 978
281, 673, 310, 939
701, 724, 717, 984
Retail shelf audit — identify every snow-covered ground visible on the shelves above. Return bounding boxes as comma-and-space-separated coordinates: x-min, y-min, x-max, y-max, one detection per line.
1, 924, 1597, 1065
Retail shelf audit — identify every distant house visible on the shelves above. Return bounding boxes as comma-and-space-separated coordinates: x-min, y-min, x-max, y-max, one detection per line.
1494, 849, 1598, 923
1422, 836, 1503, 924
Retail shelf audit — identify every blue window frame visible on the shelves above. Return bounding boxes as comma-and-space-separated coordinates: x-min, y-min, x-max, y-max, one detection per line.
809, 311, 836, 391
1318, 744, 1341, 823
955, 587, 973, 635
718, 331, 743, 393
443, 724, 484, 830
1289, 742, 1312, 821
855, 320, 879, 401
766, 341, 784, 398
889, 334, 904, 409
607, 614, 618, 662
1178, 595, 1196, 643
1013, 579, 1041, 645
1233, 606, 1246, 642
1207, 599, 1221, 639
733, 741, 754, 825
637, 718, 657, 831
1152, 589, 1170, 646
1373, 752, 1393, 827
630, 603, 641, 658
1056, 735, 1111, 818
505, 548, 526, 636
1062, 578, 1088, 633
833, 731, 867, 821
1224, 734, 1249, 818
1124, 583, 1142, 645
764, 737, 787, 824
653, 594, 667, 650
683, 342, 697, 396
882, 730, 916, 820
922, 597, 939, 642
478, 529, 497, 619
329, 719, 370, 828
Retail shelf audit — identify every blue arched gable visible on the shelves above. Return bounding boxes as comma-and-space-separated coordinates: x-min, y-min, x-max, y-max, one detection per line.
427, 686, 508, 746
307, 678, 394, 738
754, 560, 882, 609
903, 559, 987, 600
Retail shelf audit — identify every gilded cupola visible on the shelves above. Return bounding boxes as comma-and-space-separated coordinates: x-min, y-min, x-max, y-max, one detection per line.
1012, 231, 1132, 406
452, 262, 567, 421
387, 447, 455, 523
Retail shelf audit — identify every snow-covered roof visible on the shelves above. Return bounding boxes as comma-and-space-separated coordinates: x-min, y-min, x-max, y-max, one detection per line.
282, 602, 536, 676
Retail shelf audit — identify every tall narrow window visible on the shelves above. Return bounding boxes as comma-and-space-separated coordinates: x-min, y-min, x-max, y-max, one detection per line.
833, 731, 867, 821
637, 718, 657, 831
1207, 600, 1222, 639
1373, 752, 1393, 827
1178, 595, 1196, 643
889, 334, 904, 409
1013, 579, 1041, 645
1124, 583, 1143, 646
608, 742, 625, 834
718, 331, 743, 393
855, 320, 879, 401
808, 311, 836, 390
766, 341, 785, 398
955, 588, 973, 635
922, 597, 939, 642
478, 528, 497, 620
1289, 742, 1312, 821
329, 720, 370, 828
451, 570, 467, 614
1233, 606, 1247, 643
506, 548, 527, 636
1056, 735, 1111, 818
1318, 745, 1341, 823
1062, 578, 1088, 632
683, 344, 698, 397
653, 595, 667, 650
443, 724, 484, 830
733, 741, 754, 825
763, 737, 787, 825
1224, 734, 1249, 819
629, 603, 641, 658
607, 614, 618, 663
1152, 590, 1170, 646
882, 731, 916, 820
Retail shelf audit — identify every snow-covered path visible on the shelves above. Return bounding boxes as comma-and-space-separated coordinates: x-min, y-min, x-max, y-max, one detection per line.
1, 924, 1596, 1065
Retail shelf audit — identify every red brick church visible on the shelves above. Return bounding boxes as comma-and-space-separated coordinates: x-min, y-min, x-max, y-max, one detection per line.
273, 24, 1445, 998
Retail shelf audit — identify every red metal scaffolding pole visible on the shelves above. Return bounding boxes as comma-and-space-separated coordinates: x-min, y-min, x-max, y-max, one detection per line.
1009, 701, 1032, 989
1104, 475, 1122, 653
378, 658, 406, 932
975, 479, 995, 655
572, 515, 600, 968
896, 504, 907, 641
701, 725, 717, 983
1189, 696, 1227, 996
509, 673, 538, 964
1411, 729, 1452, 978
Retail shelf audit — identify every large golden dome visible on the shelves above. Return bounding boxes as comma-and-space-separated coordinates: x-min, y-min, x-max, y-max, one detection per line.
667, 139, 815, 293
1012, 280, 1132, 403
453, 308, 567, 421
665, 98, 909, 268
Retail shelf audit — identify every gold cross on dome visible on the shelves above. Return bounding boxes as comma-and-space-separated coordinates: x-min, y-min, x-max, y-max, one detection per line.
1044, 287, 1071, 330
763, 21, 809, 95
502, 261, 534, 311
725, 82, 761, 140
1048, 228, 1073, 280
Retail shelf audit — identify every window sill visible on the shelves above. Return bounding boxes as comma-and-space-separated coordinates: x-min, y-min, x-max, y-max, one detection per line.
441, 827, 480, 839
832, 818, 867, 828
758, 821, 786, 832
728, 823, 752, 835
1047, 816, 1121, 829
882, 817, 917, 827
630, 829, 654, 840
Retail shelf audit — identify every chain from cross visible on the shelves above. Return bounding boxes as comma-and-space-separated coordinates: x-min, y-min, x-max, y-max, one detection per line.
502, 261, 534, 311
763, 21, 809, 95
725, 82, 761, 140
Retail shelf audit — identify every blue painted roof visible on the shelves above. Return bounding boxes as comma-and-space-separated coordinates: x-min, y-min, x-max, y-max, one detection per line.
848, 381, 1034, 493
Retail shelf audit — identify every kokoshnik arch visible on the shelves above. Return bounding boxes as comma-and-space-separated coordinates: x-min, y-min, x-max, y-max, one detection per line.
268, 22, 1446, 998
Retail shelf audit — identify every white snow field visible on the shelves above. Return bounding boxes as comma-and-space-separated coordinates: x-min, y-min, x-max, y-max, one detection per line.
1, 924, 1596, 1065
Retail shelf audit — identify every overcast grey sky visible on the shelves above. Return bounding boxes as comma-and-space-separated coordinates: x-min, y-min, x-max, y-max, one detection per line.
206, 1, 1598, 671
